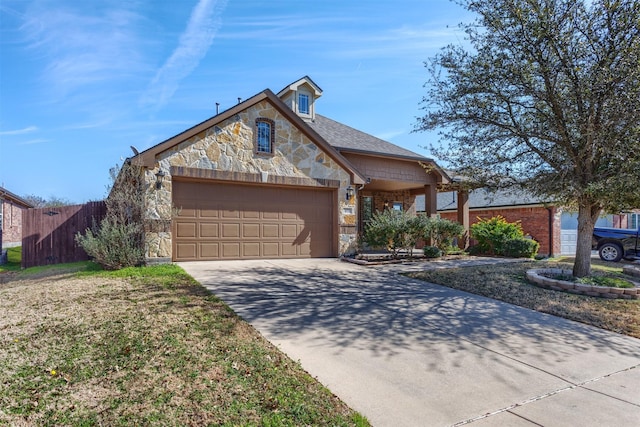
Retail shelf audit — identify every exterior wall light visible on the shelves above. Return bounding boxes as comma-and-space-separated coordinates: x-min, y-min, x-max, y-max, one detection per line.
155, 170, 166, 189
346, 185, 355, 201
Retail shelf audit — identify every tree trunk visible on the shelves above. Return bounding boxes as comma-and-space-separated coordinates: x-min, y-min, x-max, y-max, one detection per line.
573, 202, 601, 278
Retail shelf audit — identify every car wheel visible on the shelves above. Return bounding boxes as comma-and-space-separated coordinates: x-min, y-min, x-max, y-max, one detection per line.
599, 243, 623, 262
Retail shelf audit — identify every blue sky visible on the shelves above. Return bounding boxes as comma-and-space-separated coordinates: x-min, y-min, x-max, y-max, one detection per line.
0, 0, 473, 203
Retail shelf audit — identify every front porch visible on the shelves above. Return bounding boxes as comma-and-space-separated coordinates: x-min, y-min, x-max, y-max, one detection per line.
350, 159, 470, 249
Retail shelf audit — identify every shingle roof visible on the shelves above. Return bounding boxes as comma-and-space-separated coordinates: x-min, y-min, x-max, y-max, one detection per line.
308, 114, 431, 161
0, 186, 34, 209
415, 188, 553, 212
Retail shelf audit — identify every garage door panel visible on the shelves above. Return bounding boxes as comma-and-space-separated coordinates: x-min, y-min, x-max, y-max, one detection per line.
263, 224, 279, 237
263, 242, 279, 257
222, 243, 240, 258
200, 223, 219, 238
242, 210, 260, 219
199, 209, 219, 218
242, 242, 260, 257
173, 181, 334, 261
299, 241, 311, 256
281, 224, 298, 238
222, 223, 240, 238
281, 243, 298, 256
200, 243, 219, 258
222, 209, 240, 219
263, 211, 279, 220
179, 208, 197, 218
176, 222, 197, 238
243, 223, 260, 238
176, 243, 197, 259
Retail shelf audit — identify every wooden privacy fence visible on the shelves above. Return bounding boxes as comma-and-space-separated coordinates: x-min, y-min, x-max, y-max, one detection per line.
22, 201, 106, 268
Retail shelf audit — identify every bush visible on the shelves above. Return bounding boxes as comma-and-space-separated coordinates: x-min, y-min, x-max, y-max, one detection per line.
363, 209, 415, 257
363, 212, 465, 258
470, 216, 525, 255
76, 162, 146, 270
423, 217, 465, 252
423, 246, 443, 258
76, 220, 145, 270
503, 238, 539, 258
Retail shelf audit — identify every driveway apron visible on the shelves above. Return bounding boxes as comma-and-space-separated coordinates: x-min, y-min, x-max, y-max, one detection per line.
180, 258, 640, 427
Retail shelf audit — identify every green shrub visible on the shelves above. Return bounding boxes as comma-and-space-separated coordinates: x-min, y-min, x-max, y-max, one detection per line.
423, 246, 443, 258
76, 162, 146, 270
363, 209, 415, 257
423, 217, 465, 252
470, 216, 525, 255
76, 220, 144, 270
503, 238, 539, 258
364, 212, 465, 258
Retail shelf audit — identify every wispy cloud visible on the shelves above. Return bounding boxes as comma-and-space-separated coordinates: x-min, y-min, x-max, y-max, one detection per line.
21, 4, 146, 97
59, 119, 113, 131
19, 138, 48, 146
0, 126, 38, 135
140, 0, 229, 110
376, 129, 407, 141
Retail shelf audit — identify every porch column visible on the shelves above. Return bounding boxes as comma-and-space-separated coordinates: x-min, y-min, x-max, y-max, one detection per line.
457, 189, 470, 249
424, 185, 437, 218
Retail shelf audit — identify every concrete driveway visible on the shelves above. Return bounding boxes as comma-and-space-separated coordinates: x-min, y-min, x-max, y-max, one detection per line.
180, 258, 640, 426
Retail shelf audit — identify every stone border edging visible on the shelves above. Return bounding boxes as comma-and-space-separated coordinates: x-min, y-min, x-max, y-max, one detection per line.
526, 268, 640, 299
623, 265, 640, 279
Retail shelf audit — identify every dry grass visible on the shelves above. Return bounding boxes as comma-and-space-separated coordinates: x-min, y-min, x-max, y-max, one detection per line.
0, 265, 368, 426
407, 258, 640, 339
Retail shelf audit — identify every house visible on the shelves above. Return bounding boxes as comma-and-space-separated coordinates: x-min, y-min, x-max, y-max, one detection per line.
0, 186, 34, 248
130, 76, 450, 263
425, 188, 561, 257
418, 189, 640, 257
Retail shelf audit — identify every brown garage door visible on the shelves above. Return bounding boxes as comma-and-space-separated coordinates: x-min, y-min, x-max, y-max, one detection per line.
172, 180, 335, 261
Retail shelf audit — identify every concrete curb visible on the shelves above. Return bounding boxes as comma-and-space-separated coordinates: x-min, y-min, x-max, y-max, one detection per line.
526, 268, 640, 299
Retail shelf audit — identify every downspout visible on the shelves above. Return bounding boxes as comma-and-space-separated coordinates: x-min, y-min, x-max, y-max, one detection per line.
546, 206, 555, 258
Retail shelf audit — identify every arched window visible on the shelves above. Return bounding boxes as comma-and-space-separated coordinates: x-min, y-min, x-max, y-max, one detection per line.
255, 118, 275, 154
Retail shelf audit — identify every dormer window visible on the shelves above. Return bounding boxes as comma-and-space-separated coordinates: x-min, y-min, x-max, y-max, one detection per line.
276, 76, 322, 120
298, 93, 309, 115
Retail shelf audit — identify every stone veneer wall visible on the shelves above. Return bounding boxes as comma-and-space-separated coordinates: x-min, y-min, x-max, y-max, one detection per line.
371, 191, 416, 215
142, 100, 357, 260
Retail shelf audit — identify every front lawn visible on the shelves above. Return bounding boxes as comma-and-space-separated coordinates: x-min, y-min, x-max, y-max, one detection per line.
407, 258, 640, 339
0, 263, 369, 426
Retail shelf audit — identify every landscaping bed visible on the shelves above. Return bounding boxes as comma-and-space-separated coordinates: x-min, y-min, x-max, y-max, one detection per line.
526, 268, 639, 299
342, 252, 468, 266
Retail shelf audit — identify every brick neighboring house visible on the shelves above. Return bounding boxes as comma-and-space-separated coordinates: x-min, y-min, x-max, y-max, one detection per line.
418, 189, 640, 257
125, 76, 450, 263
417, 189, 561, 257
1, 186, 34, 248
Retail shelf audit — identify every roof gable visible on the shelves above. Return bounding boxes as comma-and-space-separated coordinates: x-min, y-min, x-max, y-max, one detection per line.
277, 75, 323, 98
0, 186, 34, 209
132, 89, 365, 185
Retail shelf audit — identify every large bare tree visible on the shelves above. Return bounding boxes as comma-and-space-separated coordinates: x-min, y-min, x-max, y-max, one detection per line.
418, 0, 640, 277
